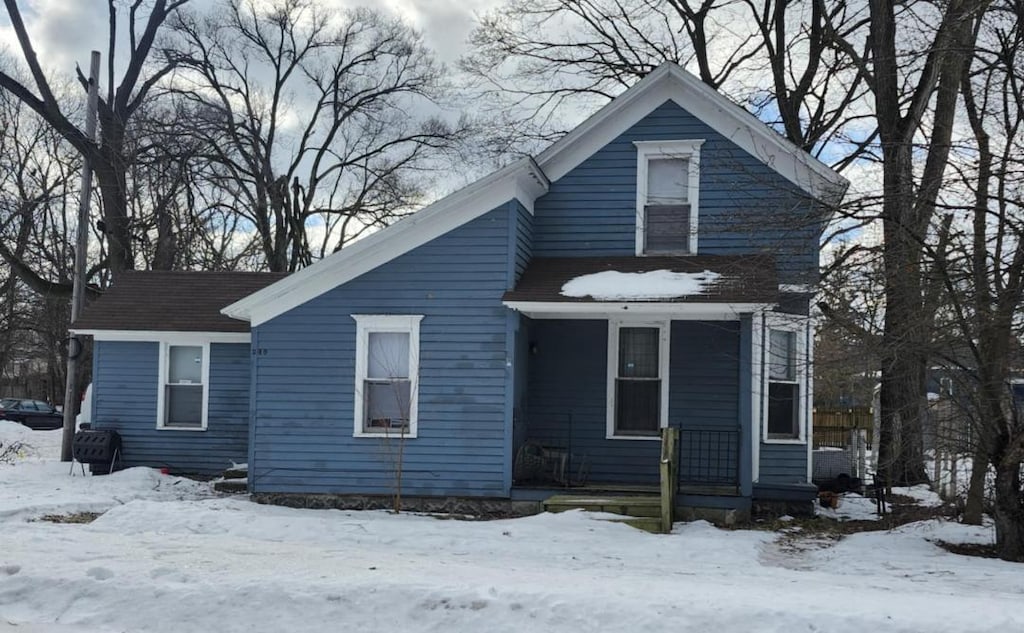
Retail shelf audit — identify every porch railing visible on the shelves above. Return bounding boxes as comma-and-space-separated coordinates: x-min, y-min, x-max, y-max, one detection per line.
677, 427, 740, 487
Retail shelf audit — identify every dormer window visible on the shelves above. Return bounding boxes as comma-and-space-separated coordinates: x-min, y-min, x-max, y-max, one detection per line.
634, 140, 704, 255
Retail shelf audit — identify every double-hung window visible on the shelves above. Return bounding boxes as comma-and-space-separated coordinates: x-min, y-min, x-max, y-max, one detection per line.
353, 315, 423, 438
607, 321, 669, 439
634, 140, 704, 255
760, 315, 809, 442
158, 343, 208, 430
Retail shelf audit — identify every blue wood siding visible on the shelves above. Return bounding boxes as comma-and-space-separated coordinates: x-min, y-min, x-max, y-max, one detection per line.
522, 319, 743, 486
759, 444, 808, 484
523, 319, 657, 484
671, 321, 742, 487
92, 341, 250, 474
250, 205, 515, 497
532, 101, 820, 285
513, 201, 533, 283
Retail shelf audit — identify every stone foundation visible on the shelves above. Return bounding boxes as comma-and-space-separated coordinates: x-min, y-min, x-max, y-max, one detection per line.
751, 499, 815, 519
251, 492, 542, 519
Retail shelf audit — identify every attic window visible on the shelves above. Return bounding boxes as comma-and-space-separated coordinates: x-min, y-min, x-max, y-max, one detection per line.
634, 140, 704, 256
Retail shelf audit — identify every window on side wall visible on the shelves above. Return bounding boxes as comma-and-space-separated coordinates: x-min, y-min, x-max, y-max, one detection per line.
634, 140, 704, 256
607, 322, 668, 439
353, 315, 423, 438
761, 315, 809, 442
158, 343, 208, 430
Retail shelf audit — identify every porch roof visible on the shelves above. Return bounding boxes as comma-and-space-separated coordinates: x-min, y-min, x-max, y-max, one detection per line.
504, 255, 777, 305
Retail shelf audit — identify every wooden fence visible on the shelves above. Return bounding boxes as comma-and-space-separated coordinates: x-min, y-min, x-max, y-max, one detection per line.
813, 408, 874, 449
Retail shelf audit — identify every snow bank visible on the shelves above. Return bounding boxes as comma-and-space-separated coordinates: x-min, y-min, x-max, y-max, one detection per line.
560, 269, 720, 300
0, 421, 210, 523
893, 484, 945, 507
3, 421, 1022, 633
0, 421, 63, 462
3, 499, 1021, 633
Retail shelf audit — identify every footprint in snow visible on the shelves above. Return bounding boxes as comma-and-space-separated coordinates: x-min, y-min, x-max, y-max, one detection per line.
87, 567, 114, 581
0, 565, 19, 576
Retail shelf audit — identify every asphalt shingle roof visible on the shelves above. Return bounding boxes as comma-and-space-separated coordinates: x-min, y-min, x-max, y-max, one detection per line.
502, 255, 778, 304
72, 271, 287, 333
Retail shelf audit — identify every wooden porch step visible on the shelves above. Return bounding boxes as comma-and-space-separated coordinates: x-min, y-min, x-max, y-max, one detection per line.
223, 467, 248, 480
543, 494, 661, 518
214, 478, 248, 494
605, 516, 664, 533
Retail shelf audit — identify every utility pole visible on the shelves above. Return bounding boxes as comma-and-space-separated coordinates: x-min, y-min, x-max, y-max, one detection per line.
60, 51, 101, 462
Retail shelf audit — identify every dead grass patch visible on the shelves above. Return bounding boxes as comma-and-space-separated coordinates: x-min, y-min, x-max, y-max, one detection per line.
932, 540, 1000, 559
34, 512, 103, 524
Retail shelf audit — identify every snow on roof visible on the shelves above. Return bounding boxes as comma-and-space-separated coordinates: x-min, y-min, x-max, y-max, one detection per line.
560, 269, 721, 301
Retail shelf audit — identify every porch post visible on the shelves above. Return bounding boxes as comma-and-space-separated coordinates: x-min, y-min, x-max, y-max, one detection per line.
660, 426, 679, 533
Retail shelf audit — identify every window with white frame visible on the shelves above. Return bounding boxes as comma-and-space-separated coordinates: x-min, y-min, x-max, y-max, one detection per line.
353, 315, 422, 438
158, 343, 208, 430
761, 315, 809, 442
607, 322, 669, 439
634, 140, 704, 255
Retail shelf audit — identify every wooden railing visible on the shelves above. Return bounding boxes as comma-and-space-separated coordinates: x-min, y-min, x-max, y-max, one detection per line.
659, 427, 680, 534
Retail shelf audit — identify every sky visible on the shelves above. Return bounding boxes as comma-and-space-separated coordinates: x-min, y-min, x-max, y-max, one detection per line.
0, 0, 500, 76
0, 0, 883, 260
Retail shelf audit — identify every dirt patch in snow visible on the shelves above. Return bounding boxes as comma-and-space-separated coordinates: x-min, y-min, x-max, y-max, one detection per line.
932, 540, 1001, 559
33, 511, 103, 524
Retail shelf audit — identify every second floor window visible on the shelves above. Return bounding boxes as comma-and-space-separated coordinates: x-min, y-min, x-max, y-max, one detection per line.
634, 140, 704, 256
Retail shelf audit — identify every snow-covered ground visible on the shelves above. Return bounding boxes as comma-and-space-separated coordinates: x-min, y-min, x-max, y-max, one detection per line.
2, 422, 1022, 633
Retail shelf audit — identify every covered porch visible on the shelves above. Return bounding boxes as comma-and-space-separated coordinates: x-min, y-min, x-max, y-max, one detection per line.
503, 255, 778, 507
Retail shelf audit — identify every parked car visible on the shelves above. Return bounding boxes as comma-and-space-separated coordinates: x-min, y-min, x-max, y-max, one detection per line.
0, 398, 64, 430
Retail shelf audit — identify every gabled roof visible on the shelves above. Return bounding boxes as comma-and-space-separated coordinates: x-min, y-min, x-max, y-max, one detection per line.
223, 62, 847, 327
72, 271, 287, 334
536, 63, 849, 203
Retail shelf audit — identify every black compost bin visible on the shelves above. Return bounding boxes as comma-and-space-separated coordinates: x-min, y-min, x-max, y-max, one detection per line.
72, 429, 122, 474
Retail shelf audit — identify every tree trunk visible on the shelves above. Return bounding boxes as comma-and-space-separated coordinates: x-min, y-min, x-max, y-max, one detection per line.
95, 160, 134, 276
993, 456, 1024, 562
152, 205, 177, 270
877, 145, 930, 487
963, 445, 989, 525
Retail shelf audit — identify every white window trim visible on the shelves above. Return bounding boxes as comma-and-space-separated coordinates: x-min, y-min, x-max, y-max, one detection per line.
759, 313, 811, 445
156, 340, 210, 432
352, 314, 423, 439
633, 139, 705, 256
606, 319, 671, 441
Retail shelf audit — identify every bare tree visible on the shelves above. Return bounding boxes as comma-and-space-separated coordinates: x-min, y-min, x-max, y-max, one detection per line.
0, 69, 92, 405
169, 0, 470, 272
0, 0, 189, 281
926, 1, 1024, 559
462, 0, 867, 157
818, 0, 993, 486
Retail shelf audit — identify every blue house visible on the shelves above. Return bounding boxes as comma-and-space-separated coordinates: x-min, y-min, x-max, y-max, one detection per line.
73, 64, 847, 518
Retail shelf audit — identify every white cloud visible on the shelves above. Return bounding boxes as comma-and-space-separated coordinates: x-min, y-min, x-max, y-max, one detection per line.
0, 0, 108, 78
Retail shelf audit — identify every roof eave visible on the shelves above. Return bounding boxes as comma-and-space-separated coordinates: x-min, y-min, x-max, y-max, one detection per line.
503, 300, 776, 320
222, 157, 550, 325
71, 329, 252, 342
